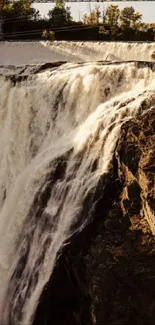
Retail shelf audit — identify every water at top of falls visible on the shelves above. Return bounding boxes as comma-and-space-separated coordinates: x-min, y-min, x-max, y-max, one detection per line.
0, 59, 155, 324
1, 40, 155, 65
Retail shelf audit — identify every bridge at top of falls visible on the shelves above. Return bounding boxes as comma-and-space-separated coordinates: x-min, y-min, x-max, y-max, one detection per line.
32, 0, 105, 1
7, 0, 109, 2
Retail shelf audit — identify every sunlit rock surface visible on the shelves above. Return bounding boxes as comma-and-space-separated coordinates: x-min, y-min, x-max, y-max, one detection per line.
34, 101, 155, 325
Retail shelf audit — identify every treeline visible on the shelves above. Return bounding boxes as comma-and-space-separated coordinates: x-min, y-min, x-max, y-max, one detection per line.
85, 5, 155, 41
0, 0, 155, 41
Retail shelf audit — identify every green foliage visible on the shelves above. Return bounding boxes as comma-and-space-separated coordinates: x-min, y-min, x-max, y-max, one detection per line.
0, 0, 40, 20
82, 6, 101, 25
120, 7, 142, 30
48, 0, 73, 27
42, 29, 55, 40
0, 1, 154, 41
105, 5, 120, 34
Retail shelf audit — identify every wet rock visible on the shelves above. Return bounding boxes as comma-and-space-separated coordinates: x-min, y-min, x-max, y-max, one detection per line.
33, 108, 155, 325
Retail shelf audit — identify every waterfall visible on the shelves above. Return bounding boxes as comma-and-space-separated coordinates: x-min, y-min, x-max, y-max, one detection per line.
43, 41, 155, 62
0, 60, 155, 324
1, 41, 155, 65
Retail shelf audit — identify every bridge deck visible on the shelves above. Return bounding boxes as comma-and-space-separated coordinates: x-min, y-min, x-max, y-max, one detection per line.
9, 0, 106, 2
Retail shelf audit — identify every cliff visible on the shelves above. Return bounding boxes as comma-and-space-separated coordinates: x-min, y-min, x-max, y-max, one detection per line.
34, 106, 155, 325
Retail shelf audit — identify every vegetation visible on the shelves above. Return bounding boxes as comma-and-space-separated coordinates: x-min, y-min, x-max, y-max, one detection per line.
82, 6, 101, 25
48, 0, 73, 27
0, 0, 154, 41
0, 0, 40, 20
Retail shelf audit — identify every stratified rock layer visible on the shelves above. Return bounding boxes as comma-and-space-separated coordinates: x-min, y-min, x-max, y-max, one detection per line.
34, 107, 155, 325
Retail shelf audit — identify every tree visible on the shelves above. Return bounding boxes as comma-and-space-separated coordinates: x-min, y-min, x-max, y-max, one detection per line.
0, 0, 12, 19
48, 0, 73, 27
0, 0, 7, 11
82, 6, 101, 25
0, 0, 40, 20
0, 0, 41, 40
120, 7, 142, 30
105, 5, 120, 35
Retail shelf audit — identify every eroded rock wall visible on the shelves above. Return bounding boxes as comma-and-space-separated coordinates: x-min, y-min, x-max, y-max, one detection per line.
33, 107, 155, 325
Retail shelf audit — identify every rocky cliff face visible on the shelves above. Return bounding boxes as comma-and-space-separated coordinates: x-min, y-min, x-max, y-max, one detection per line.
33, 105, 155, 325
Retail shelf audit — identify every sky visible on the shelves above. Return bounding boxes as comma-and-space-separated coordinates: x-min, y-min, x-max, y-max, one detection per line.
33, 2, 155, 23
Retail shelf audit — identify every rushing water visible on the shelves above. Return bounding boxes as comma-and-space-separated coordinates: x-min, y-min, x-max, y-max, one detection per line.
1, 41, 155, 65
0, 60, 155, 324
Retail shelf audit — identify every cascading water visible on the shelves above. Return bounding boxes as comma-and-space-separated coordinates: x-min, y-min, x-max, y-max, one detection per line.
0, 60, 155, 324
1, 41, 155, 65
